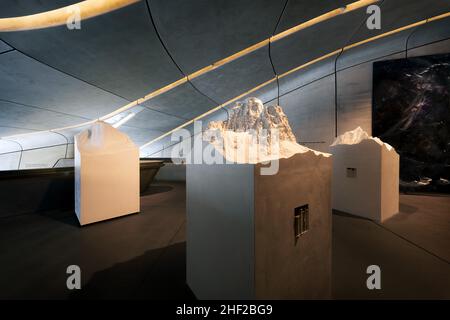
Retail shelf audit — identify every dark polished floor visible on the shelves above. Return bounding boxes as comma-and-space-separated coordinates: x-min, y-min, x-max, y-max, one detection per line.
0, 182, 449, 299
0, 182, 194, 300
333, 194, 450, 299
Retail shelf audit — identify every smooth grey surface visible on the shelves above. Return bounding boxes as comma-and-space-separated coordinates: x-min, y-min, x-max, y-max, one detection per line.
19, 145, 67, 169
0, 51, 128, 121
0, 139, 21, 154
0, 99, 87, 132
280, 75, 336, 152
143, 82, 216, 120
187, 163, 255, 299
222, 81, 278, 110
0, 1, 183, 100
337, 29, 411, 70
124, 107, 185, 132
118, 125, 164, 147
0, 152, 21, 170
407, 38, 450, 58
148, 0, 286, 74
278, 54, 337, 96
0, 40, 11, 53
271, 6, 367, 74
407, 16, 450, 50
191, 46, 275, 104
0, 126, 37, 137
6, 131, 67, 149
276, 0, 355, 33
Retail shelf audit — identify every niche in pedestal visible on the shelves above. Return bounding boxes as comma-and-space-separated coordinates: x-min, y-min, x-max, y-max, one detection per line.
186, 98, 332, 299
330, 127, 399, 222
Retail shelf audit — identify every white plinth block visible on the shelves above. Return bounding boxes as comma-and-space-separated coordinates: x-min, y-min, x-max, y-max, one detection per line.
331, 139, 399, 222
187, 152, 332, 299
75, 122, 139, 226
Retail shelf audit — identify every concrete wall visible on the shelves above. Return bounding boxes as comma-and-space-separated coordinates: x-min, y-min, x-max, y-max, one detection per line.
145, 17, 450, 156
1, 2, 449, 165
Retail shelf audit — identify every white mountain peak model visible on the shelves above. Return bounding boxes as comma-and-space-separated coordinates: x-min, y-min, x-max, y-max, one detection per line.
205, 97, 329, 164
331, 126, 394, 151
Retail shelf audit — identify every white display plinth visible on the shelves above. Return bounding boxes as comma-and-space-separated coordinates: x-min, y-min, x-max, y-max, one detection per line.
187, 152, 332, 299
331, 139, 399, 222
75, 122, 139, 226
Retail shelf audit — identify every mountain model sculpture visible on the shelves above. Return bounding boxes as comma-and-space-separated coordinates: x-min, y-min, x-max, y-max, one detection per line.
188, 98, 333, 299
331, 126, 394, 151
205, 97, 329, 163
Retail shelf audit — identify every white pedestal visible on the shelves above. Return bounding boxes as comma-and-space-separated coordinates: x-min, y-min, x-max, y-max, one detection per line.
331, 139, 399, 222
186, 152, 332, 299
75, 122, 139, 226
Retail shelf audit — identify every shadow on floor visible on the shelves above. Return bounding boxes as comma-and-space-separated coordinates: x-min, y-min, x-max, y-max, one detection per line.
69, 242, 196, 300
399, 202, 418, 215
141, 185, 174, 197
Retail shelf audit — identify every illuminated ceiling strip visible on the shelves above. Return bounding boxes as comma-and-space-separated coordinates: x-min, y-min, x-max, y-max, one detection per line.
0, 0, 139, 32
0, 0, 378, 138
99, 77, 189, 121
277, 50, 343, 80
1, 4, 447, 143
270, 0, 380, 43
139, 78, 278, 149
96, 0, 379, 121
428, 11, 450, 22
99, 0, 378, 121
140, 11, 450, 150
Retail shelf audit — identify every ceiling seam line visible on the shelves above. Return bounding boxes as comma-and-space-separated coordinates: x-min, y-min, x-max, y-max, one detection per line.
0, 38, 135, 104
269, 0, 289, 106
0, 98, 93, 121
0, 124, 43, 131
141, 104, 191, 121
336, 35, 450, 73
145, 0, 227, 124
405, 17, 429, 59
1, 1, 385, 138
333, 0, 386, 137
1, 138, 23, 169
0, 48, 15, 55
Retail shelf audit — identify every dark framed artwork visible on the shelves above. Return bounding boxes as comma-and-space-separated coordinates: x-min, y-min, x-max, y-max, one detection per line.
373, 53, 450, 194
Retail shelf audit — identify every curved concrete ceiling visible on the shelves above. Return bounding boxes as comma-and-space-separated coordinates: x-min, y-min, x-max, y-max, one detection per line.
0, 0, 139, 32
0, 0, 449, 152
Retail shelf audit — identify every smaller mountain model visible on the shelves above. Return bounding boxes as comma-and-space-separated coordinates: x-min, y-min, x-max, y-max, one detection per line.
331, 126, 394, 151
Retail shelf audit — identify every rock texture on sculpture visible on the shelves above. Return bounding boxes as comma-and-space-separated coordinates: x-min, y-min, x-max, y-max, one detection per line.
331, 126, 394, 151
206, 97, 329, 163
187, 97, 333, 299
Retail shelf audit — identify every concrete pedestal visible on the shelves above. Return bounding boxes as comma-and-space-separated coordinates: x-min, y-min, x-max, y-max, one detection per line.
75, 122, 139, 226
186, 152, 332, 299
331, 139, 399, 222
